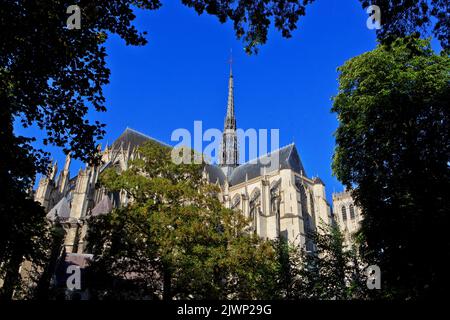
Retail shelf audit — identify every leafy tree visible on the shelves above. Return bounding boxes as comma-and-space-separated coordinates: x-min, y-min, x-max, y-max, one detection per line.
86, 141, 279, 300
0, 198, 57, 300
296, 225, 368, 300
9, 222, 66, 300
332, 37, 449, 299
270, 238, 304, 299
182, 1, 449, 53
0, 0, 161, 300
181, 0, 315, 54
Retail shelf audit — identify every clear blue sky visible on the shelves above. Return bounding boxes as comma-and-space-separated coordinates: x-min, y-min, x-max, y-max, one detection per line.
24, 0, 384, 202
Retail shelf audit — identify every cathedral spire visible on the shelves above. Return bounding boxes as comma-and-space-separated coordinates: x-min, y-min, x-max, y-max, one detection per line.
225, 52, 236, 130
220, 53, 239, 176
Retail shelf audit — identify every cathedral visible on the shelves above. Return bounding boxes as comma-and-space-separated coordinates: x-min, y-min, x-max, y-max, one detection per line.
34, 68, 332, 263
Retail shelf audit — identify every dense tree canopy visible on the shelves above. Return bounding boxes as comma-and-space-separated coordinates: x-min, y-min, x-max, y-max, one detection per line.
0, 0, 162, 299
361, 0, 449, 50
183, 0, 449, 53
332, 37, 449, 299
297, 225, 369, 299
86, 141, 279, 299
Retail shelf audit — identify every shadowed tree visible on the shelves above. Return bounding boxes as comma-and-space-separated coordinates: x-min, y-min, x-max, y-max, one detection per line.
296, 225, 368, 300
361, 0, 449, 50
332, 37, 449, 299
86, 141, 279, 300
182, 1, 449, 52
0, 0, 163, 300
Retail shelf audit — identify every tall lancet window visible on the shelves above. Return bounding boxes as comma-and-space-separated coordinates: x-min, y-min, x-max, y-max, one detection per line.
270, 180, 281, 236
342, 205, 347, 221
249, 189, 261, 233
231, 194, 241, 211
349, 204, 355, 219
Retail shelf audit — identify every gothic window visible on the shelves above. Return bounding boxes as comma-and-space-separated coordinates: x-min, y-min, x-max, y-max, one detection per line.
249, 188, 261, 232
349, 204, 355, 219
309, 191, 315, 214
270, 194, 280, 216
270, 179, 281, 217
298, 183, 311, 233
342, 205, 347, 221
294, 176, 302, 191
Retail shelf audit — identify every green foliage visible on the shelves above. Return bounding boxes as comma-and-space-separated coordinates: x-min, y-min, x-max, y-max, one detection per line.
182, 1, 449, 53
181, 0, 315, 54
87, 141, 279, 299
297, 225, 368, 300
359, 0, 449, 50
332, 37, 450, 298
2, 0, 447, 301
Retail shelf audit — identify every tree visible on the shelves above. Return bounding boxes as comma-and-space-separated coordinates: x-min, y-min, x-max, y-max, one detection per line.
182, 1, 449, 53
0, 197, 56, 300
0, 0, 162, 299
360, 0, 449, 50
332, 37, 449, 299
86, 141, 279, 299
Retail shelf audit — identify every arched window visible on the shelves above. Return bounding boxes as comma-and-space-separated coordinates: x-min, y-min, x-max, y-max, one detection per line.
270, 179, 281, 217
349, 204, 355, 219
249, 188, 261, 233
341, 205, 347, 221
231, 194, 241, 211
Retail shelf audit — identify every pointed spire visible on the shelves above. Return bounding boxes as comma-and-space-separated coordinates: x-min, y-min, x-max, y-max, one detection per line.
63, 152, 71, 172
220, 51, 239, 173
224, 52, 236, 130
49, 161, 58, 180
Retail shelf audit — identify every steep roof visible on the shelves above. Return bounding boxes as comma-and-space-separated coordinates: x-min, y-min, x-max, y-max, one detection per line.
108, 129, 307, 188
47, 196, 71, 221
205, 163, 226, 186
111, 127, 169, 153
110, 128, 226, 185
313, 176, 325, 185
229, 144, 306, 186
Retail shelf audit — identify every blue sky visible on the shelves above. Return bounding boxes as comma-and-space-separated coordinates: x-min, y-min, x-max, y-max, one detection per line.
24, 0, 384, 202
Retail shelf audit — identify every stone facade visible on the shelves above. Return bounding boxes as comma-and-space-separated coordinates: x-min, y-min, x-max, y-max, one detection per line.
332, 191, 363, 246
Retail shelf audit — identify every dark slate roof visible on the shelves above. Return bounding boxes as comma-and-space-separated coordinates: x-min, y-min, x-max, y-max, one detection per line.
99, 160, 112, 173
313, 177, 325, 185
111, 127, 169, 153
205, 164, 226, 186
229, 144, 306, 186
65, 253, 93, 268
91, 195, 113, 216
47, 196, 71, 221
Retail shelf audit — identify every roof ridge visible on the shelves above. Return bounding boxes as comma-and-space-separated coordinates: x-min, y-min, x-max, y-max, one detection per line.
114, 127, 171, 148
239, 143, 295, 166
